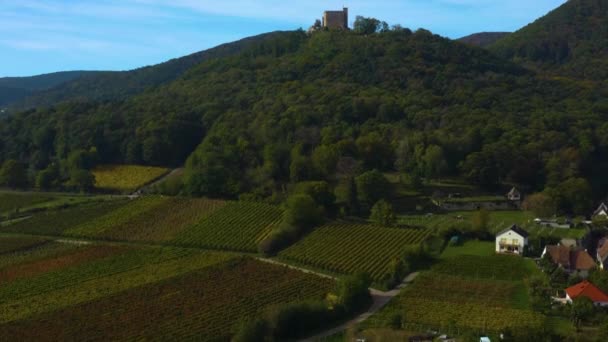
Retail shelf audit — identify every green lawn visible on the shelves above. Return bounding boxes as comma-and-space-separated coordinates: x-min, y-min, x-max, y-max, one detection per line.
440, 240, 495, 258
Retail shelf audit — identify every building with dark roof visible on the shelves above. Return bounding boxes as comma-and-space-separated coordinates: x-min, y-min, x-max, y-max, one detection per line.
495, 224, 528, 256
542, 244, 596, 277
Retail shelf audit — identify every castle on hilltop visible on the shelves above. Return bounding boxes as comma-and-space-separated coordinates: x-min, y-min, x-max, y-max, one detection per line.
322, 8, 349, 29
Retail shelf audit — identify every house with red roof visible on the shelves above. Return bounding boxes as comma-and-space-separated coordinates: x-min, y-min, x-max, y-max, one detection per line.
565, 281, 608, 307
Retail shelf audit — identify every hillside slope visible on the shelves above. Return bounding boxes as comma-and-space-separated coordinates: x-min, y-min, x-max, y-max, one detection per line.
9, 31, 295, 112
3, 27, 607, 199
490, 0, 608, 80
458, 32, 510, 48
0, 71, 96, 107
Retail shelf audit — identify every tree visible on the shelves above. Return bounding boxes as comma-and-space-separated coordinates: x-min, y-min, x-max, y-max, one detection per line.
336, 273, 372, 313
69, 169, 95, 192
355, 170, 391, 208
0, 160, 27, 189
551, 178, 593, 215
335, 177, 360, 216
570, 297, 595, 328
522, 192, 556, 218
294, 181, 336, 213
423, 145, 448, 180
311, 145, 339, 178
284, 194, 323, 229
36, 164, 59, 190
66, 148, 99, 171
370, 200, 396, 227
471, 208, 490, 235
353, 16, 382, 35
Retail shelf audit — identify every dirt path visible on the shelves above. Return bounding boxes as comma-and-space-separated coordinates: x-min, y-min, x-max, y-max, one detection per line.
299, 272, 420, 342
256, 258, 337, 280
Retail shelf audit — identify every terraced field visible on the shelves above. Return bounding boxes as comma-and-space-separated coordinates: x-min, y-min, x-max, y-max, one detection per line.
0, 248, 333, 341
92, 165, 170, 192
279, 223, 430, 280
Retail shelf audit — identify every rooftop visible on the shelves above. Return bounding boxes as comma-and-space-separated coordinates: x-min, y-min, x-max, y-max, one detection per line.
566, 281, 608, 303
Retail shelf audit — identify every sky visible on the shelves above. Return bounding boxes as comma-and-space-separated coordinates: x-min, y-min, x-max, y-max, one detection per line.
0, 0, 566, 77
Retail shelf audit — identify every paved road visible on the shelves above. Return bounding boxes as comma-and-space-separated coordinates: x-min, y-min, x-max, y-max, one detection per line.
299, 272, 419, 342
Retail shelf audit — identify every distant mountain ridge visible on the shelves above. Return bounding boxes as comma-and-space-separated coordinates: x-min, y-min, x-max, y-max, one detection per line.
489, 0, 608, 80
0, 71, 97, 107
458, 32, 510, 48
7, 31, 294, 113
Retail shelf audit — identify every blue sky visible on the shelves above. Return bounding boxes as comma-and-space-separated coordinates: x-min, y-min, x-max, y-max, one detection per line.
0, 0, 566, 77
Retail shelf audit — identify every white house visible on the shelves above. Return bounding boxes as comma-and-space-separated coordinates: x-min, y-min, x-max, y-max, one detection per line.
506, 187, 521, 201
495, 225, 528, 256
593, 203, 608, 219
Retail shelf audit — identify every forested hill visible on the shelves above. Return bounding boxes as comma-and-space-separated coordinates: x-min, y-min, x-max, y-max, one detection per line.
8, 31, 292, 112
2, 25, 608, 205
0, 71, 97, 107
457, 32, 510, 48
490, 0, 608, 80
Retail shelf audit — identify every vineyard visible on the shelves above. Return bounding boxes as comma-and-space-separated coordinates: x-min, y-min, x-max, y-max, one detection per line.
0, 236, 50, 255
0, 245, 235, 323
92, 165, 170, 192
66, 196, 169, 237
171, 201, 283, 252
364, 244, 543, 335
0, 256, 333, 341
0, 192, 54, 213
0, 200, 127, 236
279, 223, 430, 280
98, 197, 227, 242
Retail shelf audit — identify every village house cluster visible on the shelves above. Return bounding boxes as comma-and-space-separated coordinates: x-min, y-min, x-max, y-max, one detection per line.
494, 200, 608, 307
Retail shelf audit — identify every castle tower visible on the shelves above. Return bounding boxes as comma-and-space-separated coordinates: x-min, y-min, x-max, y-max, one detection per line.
322, 7, 349, 29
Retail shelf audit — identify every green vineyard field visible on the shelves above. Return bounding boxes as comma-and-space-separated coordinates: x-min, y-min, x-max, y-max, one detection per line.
0, 245, 234, 323
99, 197, 226, 242
0, 256, 333, 341
171, 201, 283, 252
364, 245, 543, 334
280, 223, 430, 280
0, 193, 55, 213
0, 236, 49, 255
0, 200, 127, 236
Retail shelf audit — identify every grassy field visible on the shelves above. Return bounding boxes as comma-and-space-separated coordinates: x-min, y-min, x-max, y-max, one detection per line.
92, 165, 169, 192
363, 241, 545, 335
0, 245, 333, 341
279, 222, 430, 281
